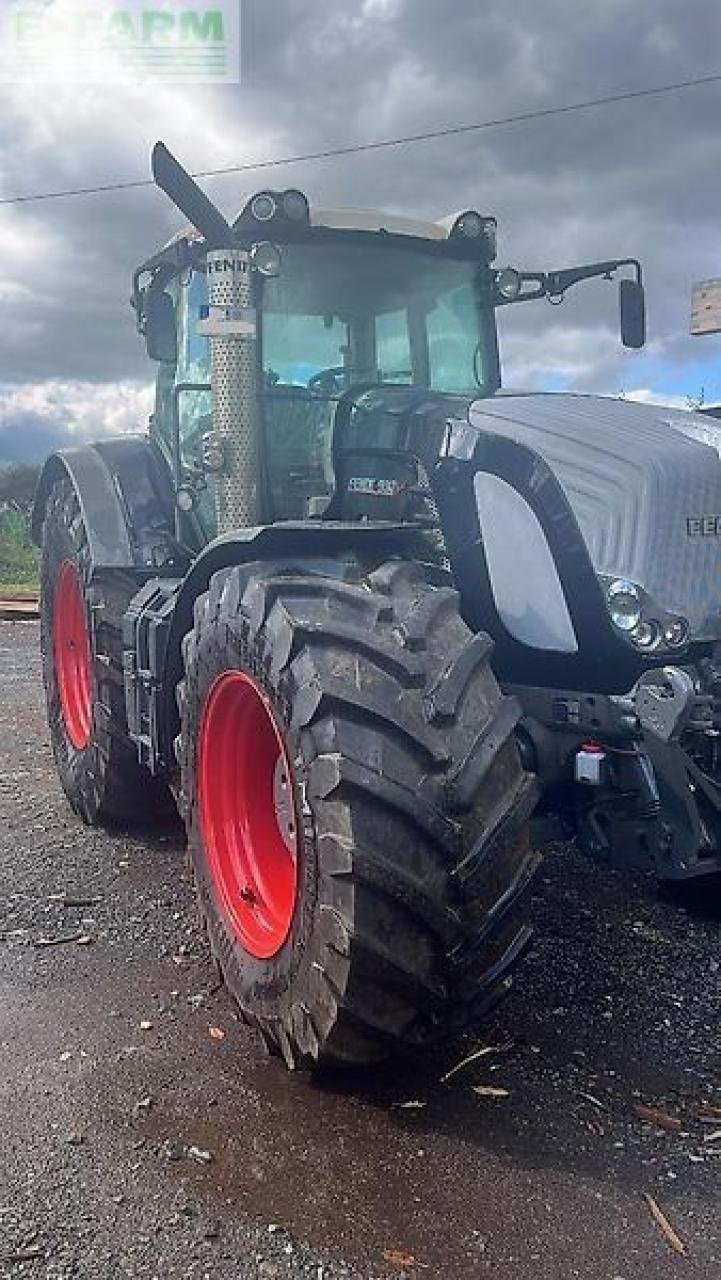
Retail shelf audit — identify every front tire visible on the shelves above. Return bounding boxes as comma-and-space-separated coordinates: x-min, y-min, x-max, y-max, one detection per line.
180, 558, 540, 1067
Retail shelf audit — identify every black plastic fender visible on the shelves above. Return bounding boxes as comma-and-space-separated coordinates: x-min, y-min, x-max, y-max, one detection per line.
32, 435, 180, 572
154, 520, 424, 768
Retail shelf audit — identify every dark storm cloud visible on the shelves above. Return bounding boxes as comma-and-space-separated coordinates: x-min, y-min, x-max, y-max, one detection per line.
1, 0, 721, 456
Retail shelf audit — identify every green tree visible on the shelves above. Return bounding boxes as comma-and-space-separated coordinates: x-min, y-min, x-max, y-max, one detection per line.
0, 464, 40, 514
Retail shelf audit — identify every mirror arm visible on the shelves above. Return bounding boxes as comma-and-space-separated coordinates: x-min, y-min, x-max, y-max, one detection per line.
545, 258, 642, 298
495, 259, 644, 308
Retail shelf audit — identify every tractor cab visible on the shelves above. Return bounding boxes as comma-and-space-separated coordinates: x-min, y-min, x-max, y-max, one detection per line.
138, 196, 502, 538
135, 181, 644, 544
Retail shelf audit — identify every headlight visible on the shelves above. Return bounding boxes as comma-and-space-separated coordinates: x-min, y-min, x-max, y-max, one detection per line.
496, 267, 522, 300
630, 620, 660, 650
250, 192, 276, 222
607, 579, 642, 632
250, 241, 282, 277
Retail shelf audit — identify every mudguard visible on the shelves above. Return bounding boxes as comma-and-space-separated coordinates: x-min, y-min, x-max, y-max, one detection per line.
136, 521, 423, 771
32, 435, 179, 572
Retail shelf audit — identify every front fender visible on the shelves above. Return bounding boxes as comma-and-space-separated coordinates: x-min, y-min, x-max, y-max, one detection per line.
155, 520, 421, 767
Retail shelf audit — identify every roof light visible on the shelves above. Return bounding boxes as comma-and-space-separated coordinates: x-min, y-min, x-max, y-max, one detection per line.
250, 192, 276, 222
448, 212, 496, 257
448, 213, 499, 258
454, 211, 485, 239
282, 189, 310, 222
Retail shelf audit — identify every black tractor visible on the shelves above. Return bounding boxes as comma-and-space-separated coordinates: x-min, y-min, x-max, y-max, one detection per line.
32, 143, 714, 1071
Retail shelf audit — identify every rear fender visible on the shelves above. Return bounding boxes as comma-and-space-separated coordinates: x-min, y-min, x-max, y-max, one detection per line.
32, 436, 180, 573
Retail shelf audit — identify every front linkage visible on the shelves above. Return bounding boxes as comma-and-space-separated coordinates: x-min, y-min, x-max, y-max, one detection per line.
517, 660, 721, 882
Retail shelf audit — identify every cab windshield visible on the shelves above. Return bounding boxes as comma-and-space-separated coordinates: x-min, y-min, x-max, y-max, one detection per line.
260, 241, 492, 394
170, 239, 496, 529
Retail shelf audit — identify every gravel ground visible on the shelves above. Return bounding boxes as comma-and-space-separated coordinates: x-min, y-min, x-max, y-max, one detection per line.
1, 619, 720, 1279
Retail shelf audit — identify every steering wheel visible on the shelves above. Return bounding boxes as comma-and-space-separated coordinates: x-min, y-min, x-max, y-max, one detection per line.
308, 366, 358, 395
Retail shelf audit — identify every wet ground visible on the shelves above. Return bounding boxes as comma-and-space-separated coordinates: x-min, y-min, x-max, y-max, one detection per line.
1, 618, 720, 1279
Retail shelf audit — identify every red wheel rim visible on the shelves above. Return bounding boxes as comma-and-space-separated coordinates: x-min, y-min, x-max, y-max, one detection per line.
198, 671, 299, 959
53, 559, 92, 751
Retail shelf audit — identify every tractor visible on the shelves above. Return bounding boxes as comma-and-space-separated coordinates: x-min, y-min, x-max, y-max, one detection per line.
31, 143, 719, 1070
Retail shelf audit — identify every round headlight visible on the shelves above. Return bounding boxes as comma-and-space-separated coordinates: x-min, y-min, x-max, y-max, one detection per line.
664, 617, 689, 648
496, 267, 522, 300
631, 620, 660, 650
607, 579, 642, 632
250, 241, 282, 277
250, 192, 276, 222
282, 189, 309, 221
455, 211, 484, 239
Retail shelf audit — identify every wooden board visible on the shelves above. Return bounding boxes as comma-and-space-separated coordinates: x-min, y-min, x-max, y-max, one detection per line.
690, 278, 721, 336
0, 595, 38, 621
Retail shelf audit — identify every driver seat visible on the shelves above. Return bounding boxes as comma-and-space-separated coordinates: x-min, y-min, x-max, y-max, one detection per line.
263, 386, 337, 519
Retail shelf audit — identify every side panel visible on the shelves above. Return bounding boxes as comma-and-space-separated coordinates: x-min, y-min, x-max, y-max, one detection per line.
436, 422, 673, 694
32, 435, 181, 572
472, 471, 578, 653
468, 393, 721, 642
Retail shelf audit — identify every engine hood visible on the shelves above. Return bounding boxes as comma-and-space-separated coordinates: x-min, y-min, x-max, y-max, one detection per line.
467, 391, 721, 640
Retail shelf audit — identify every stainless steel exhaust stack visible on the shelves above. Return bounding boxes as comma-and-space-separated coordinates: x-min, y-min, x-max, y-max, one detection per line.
200, 250, 260, 531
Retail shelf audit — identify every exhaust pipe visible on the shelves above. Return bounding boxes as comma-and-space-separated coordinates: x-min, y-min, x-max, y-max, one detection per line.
151, 142, 260, 531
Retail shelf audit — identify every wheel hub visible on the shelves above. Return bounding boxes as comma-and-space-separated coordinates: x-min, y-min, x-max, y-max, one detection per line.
53, 559, 92, 751
198, 670, 299, 959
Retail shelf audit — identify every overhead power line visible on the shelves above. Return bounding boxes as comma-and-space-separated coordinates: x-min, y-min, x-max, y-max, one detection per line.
1, 69, 720, 208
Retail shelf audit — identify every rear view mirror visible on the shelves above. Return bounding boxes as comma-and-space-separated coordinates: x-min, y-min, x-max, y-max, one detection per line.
619, 278, 646, 349
144, 290, 177, 363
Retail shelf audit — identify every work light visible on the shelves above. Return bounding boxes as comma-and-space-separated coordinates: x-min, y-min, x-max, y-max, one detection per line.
496, 267, 522, 300
282, 189, 310, 222
250, 192, 277, 222
250, 241, 282, 276
630, 620, 660, 650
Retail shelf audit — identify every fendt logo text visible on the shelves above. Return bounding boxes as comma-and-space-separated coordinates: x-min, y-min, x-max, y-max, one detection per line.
686, 515, 721, 537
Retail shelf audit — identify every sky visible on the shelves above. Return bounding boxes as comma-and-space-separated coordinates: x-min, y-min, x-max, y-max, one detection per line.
1, 0, 721, 463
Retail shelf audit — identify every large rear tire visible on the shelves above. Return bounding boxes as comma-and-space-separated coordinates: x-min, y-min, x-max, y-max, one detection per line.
40, 476, 169, 826
179, 558, 540, 1067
